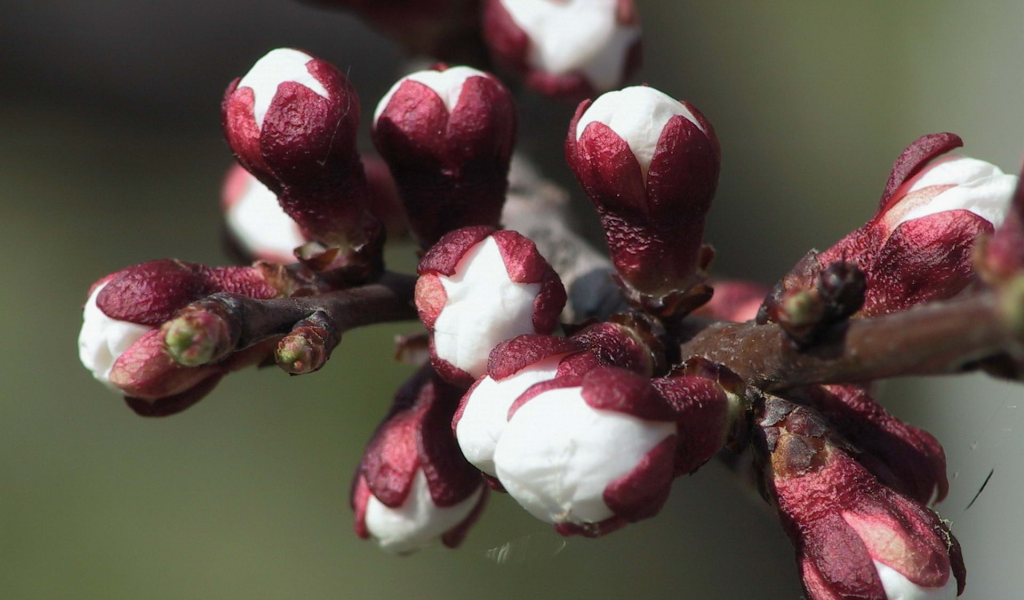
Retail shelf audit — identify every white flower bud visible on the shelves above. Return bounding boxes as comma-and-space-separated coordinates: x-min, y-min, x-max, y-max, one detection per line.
894, 156, 1018, 229
576, 85, 703, 179
432, 237, 543, 378
455, 356, 563, 476
501, 0, 639, 91
78, 284, 152, 391
874, 561, 958, 600
236, 48, 330, 129
364, 470, 484, 554
494, 385, 674, 525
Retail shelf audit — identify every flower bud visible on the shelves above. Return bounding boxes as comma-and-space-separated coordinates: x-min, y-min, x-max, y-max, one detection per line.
567, 85, 720, 313
373, 65, 516, 249
454, 324, 658, 480
415, 227, 567, 385
353, 366, 487, 553
693, 280, 770, 322
482, 0, 642, 101
802, 384, 948, 506
818, 133, 1017, 317
223, 48, 381, 258
222, 164, 308, 264
78, 260, 281, 413
454, 335, 582, 477
493, 367, 677, 537
758, 396, 966, 600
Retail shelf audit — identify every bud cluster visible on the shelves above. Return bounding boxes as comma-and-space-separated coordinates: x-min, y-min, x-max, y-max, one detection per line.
75, 12, 1024, 593
78, 260, 289, 415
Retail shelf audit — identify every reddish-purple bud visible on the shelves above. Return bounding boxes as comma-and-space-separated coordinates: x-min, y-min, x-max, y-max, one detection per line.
352, 365, 487, 553
223, 48, 381, 254
493, 367, 677, 537
567, 85, 721, 313
758, 397, 966, 600
373, 65, 517, 249
482, 0, 642, 102
802, 384, 949, 506
814, 134, 1017, 317
415, 227, 567, 385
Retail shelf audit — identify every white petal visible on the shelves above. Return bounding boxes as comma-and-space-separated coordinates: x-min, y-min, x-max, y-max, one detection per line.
873, 561, 958, 600
78, 284, 153, 391
501, 0, 639, 91
575, 86, 703, 179
364, 470, 483, 554
897, 171, 1018, 229
493, 386, 674, 525
237, 48, 330, 130
374, 66, 488, 125
225, 173, 305, 262
432, 237, 542, 378
455, 357, 563, 476
909, 156, 1003, 193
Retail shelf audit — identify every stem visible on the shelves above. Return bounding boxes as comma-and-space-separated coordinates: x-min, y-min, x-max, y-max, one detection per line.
502, 157, 627, 322
675, 289, 1019, 391
165, 272, 418, 366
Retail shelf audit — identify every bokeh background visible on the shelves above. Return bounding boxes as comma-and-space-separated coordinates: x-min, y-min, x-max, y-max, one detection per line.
2, 1, 1023, 598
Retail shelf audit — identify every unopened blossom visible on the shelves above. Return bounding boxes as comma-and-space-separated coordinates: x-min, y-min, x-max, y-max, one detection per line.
78, 260, 282, 415
222, 164, 308, 264
373, 65, 516, 249
759, 397, 966, 600
802, 384, 949, 506
494, 367, 677, 537
415, 226, 566, 385
567, 85, 720, 312
453, 325, 652, 479
223, 48, 380, 253
353, 366, 487, 553
482, 0, 641, 101
454, 336, 581, 478
787, 133, 1017, 319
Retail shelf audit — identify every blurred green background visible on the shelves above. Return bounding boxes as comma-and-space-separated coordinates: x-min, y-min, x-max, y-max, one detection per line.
2, 1, 1022, 598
